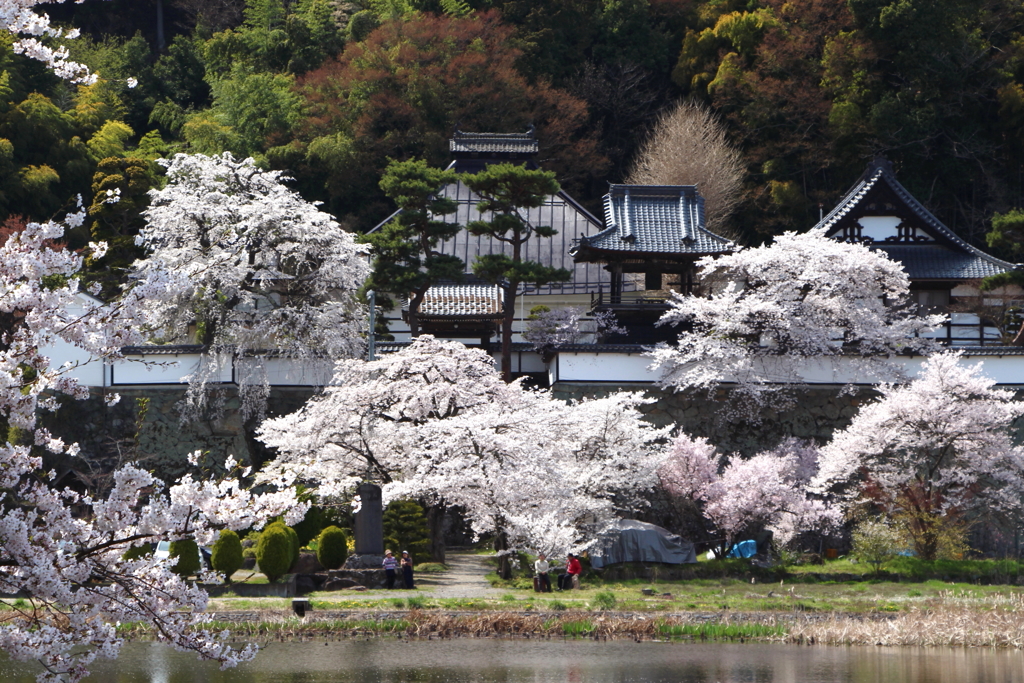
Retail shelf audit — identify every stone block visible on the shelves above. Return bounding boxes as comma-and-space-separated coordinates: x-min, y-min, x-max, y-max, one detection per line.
294, 552, 323, 575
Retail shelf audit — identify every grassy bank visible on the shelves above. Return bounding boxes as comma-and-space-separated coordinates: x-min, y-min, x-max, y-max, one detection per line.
115, 597, 1024, 648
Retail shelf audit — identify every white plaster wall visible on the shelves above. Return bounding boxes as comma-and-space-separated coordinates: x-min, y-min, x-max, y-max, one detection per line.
551, 351, 1024, 386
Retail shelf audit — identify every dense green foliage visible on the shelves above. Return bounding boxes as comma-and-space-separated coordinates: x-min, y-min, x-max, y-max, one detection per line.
255, 522, 293, 582
291, 505, 325, 548
169, 538, 201, 577
121, 543, 153, 561
316, 525, 349, 570
211, 529, 244, 581
14, 0, 1024, 278
361, 158, 463, 336
383, 500, 431, 560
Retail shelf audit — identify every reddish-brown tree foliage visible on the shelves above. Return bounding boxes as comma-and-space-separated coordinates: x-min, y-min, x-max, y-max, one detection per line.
294, 11, 607, 228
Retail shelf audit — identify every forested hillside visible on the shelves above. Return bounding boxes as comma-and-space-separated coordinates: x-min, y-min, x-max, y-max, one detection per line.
6, 0, 1024, 255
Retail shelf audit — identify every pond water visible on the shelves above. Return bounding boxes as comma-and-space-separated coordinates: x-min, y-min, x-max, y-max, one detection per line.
2, 639, 1023, 683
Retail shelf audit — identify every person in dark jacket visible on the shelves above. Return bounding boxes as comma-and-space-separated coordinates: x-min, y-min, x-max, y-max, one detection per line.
401, 550, 414, 589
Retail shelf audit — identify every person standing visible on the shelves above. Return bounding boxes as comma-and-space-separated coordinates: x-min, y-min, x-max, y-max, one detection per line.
383, 549, 398, 589
401, 550, 415, 589
566, 553, 582, 590
534, 553, 551, 592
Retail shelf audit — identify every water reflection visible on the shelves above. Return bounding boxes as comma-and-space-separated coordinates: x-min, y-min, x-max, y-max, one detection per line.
1, 639, 1023, 682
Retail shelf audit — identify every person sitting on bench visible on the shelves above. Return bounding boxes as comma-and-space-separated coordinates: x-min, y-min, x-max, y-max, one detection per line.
534, 553, 551, 592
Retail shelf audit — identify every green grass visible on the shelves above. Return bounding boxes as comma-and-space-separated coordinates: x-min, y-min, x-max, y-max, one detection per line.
656, 621, 785, 640
592, 591, 616, 610
561, 619, 593, 636
416, 562, 449, 573
406, 595, 429, 609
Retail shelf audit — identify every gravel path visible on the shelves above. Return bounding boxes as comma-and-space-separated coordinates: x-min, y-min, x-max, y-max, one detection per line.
415, 552, 507, 599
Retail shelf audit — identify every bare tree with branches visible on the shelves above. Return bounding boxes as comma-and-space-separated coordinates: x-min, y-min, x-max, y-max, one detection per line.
627, 100, 745, 237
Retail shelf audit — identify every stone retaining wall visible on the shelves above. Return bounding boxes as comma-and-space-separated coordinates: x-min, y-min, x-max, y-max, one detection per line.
552, 383, 876, 455
45, 387, 315, 480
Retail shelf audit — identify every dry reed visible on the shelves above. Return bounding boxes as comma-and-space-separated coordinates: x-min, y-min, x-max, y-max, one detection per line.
790, 593, 1024, 648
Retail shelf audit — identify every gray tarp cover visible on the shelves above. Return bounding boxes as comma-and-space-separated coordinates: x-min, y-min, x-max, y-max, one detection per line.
590, 519, 697, 568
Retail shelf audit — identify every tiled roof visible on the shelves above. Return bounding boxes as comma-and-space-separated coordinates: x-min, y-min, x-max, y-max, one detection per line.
417, 284, 504, 319
121, 344, 203, 355
574, 185, 733, 257
874, 244, 1012, 281
450, 129, 539, 156
817, 160, 1018, 280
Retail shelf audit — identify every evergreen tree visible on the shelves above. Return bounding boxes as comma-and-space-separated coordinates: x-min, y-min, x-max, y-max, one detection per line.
363, 158, 463, 337
383, 499, 430, 560
462, 163, 570, 381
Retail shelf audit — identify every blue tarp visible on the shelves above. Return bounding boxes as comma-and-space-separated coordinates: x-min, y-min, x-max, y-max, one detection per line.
728, 539, 757, 558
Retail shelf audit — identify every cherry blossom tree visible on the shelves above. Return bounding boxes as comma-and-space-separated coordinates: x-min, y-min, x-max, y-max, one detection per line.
659, 435, 837, 558
523, 306, 626, 349
648, 228, 945, 404
1, 1, 103, 83
388, 388, 669, 575
0, 209, 304, 682
812, 352, 1024, 560
258, 336, 668, 573
130, 152, 369, 420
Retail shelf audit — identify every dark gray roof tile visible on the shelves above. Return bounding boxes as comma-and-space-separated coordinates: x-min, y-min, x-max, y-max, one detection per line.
818, 161, 1018, 280
450, 129, 539, 156
576, 185, 732, 256
875, 244, 1012, 280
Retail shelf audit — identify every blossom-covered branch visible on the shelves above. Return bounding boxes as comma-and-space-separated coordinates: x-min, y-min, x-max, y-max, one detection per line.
130, 152, 369, 420
1, 0, 103, 83
812, 352, 1024, 559
0, 210, 304, 681
648, 228, 945, 403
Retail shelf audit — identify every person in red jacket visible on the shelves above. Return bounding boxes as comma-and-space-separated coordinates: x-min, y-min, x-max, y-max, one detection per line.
566, 553, 582, 590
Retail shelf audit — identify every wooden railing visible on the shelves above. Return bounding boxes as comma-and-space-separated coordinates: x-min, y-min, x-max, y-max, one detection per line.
590, 288, 673, 309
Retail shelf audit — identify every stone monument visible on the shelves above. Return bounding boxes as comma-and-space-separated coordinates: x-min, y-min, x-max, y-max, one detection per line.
344, 482, 384, 570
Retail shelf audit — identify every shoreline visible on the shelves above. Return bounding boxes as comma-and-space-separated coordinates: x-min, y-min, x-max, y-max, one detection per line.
116, 606, 1024, 648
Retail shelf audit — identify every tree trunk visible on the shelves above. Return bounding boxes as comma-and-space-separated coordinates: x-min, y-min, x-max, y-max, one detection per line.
494, 529, 511, 579
426, 503, 446, 564
500, 284, 515, 382
408, 289, 425, 338
156, 0, 165, 51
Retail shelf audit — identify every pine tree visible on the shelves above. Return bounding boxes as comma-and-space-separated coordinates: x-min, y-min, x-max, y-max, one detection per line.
363, 158, 464, 337
463, 163, 571, 381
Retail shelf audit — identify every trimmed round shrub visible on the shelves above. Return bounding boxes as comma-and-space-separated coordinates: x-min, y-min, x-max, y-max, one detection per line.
169, 539, 201, 578
317, 526, 348, 570
122, 543, 153, 561
383, 500, 431, 560
211, 529, 244, 582
256, 524, 293, 582
285, 525, 300, 569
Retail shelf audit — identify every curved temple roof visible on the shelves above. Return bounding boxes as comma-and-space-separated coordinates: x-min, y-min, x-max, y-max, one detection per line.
572, 184, 732, 261
816, 159, 1018, 281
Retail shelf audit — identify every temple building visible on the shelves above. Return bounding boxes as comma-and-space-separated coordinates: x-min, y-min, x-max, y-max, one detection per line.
371, 128, 615, 349
817, 159, 1021, 345
571, 184, 733, 343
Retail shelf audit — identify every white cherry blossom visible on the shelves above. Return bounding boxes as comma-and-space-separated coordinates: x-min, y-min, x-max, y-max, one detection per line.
649, 228, 945, 403
130, 153, 369, 420
0, 214, 303, 682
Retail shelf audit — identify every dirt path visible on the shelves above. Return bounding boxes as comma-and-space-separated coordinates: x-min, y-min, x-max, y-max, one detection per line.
415, 552, 507, 599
